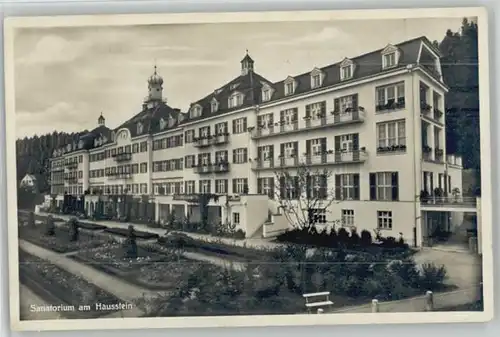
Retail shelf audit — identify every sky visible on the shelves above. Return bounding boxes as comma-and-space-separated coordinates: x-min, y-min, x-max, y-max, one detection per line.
13, 17, 466, 138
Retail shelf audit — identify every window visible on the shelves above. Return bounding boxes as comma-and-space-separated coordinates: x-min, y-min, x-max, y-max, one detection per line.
232, 117, 247, 134
262, 88, 271, 102
376, 82, 405, 110
340, 65, 353, 80
185, 155, 195, 168
185, 181, 195, 194
198, 153, 211, 166
342, 209, 355, 227
233, 212, 240, 225
215, 122, 227, 135
232, 178, 248, 194
199, 126, 210, 138
190, 105, 202, 118
140, 163, 148, 173
257, 113, 274, 128
259, 145, 273, 161
232, 148, 248, 164
285, 81, 295, 95
257, 177, 274, 198
340, 134, 353, 151
383, 52, 396, 68
215, 150, 228, 163
185, 130, 195, 143
306, 102, 325, 120
308, 208, 327, 224
211, 99, 218, 113
199, 180, 211, 193
140, 141, 148, 152
159, 118, 167, 130
370, 172, 399, 201
132, 143, 139, 153
339, 95, 353, 112
283, 142, 295, 158
335, 174, 359, 200
377, 120, 406, 151
311, 73, 322, 88
140, 184, 148, 194
228, 92, 243, 108
215, 179, 228, 194
137, 122, 144, 134
342, 174, 354, 199
310, 138, 323, 156
377, 211, 393, 229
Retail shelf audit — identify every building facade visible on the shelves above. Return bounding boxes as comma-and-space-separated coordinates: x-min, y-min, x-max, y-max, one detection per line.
49, 36, 476, 246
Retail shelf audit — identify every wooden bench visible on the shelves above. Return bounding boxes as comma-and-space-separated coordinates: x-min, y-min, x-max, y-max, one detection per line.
303, 291, 334, 314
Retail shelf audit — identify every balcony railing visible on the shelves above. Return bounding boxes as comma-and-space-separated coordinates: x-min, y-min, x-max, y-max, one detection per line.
193, 137, 211, 148
251, 109, 365, 139
420, 102, 432, 115
211, 133, 230, 146
64, 177, 78, 184
112, 152, 132, 162
193, 162, 230, 174
420, 196, 477, 209
65, 162, 78, 170
252, 150, 368, 170
106, 172, 132, 180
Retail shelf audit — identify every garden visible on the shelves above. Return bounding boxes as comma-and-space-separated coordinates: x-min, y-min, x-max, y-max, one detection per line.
19, 249, 122, 319
18, 214, 117, 253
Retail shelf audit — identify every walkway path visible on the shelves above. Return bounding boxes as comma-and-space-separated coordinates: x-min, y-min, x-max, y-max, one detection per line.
19, 284, 62, 320
19, 240, 157, 316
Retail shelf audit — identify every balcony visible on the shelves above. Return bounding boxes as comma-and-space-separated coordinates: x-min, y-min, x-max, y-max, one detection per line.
211, 133, 230, 146
433, 108, 444, 121
251, 150, 368, 170
112, 152, 132, 162
420, 196, 477, 212
106, 172, 132, 180
193, 137, 211, 148
251, 109, 365, 140
65, 162, 78, 170
64, 177, 78, 184
193, 162, 231, 174
420, 102, 432, 116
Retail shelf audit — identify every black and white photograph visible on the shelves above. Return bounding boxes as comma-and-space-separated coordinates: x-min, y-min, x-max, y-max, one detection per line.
4, 7, 493, 331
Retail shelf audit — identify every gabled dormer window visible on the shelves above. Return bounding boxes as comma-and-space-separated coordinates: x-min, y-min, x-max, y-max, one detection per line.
137, 122, 144, 135
310, 68, 324, 89
228, 92, 243, 108
339, 58, 354, 81
190, 104, 202, 118
381, 44, 399, 69
284, 76, 296, 96
159, 118, 167, 130
78, 140, 84, 149
211, 98, 219, 113
168, 115, 176, 127
261, 82, 274, 102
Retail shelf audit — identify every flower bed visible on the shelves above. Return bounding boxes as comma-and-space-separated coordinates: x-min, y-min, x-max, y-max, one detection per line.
18, 226, 114, 253
19, 249, 122, 319
104, 227, 159, 240
70, 243, 193, 290
76, 221, 107, 231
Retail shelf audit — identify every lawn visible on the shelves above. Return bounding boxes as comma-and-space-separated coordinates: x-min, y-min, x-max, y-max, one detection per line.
19, 249, 123, 319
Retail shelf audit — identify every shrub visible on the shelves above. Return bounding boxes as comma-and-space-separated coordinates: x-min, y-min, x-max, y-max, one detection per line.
68, 217, 79, 242
349, 228, 361, 246
419, 263, 447, 290
233, 229, 246, 239
45, 215, 55, 236
337, 227, 350, 245
360, 230, 373, 246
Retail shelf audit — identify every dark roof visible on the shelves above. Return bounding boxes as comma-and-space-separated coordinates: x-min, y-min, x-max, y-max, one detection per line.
181, 36, 438, 125
116, 100, 183, 137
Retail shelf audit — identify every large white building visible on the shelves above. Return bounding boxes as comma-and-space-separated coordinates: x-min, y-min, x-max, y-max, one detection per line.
49, 36, 478, 247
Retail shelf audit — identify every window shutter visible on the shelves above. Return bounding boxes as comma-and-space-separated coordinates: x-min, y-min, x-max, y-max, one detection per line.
269, 114, 274, 125
269, 178, 275, 199
207, 126, 211, 137
207, 181, 211, 193
321, 101, 327, 115
279, 176, 286, 199
257, 147, 262, 160
334, 136, 341, 150
232, 149, 236, 163
243, 118, 247, 132
293, 141, 299, 157
430, 173, 434, 192
321, 175, 328, 199
294, 176, 300, 199
257, 178, 262, 194
353, 174, 360, 200
269, 145, 274, 161
243, 149, 248, 162
224, 180, 228, 194
335, 175, 341, 200
232, 179, 236, 194
352, 133, 359, 151
280, 143, 285, 157
352, 93, 359, 110
391, 172, 399, 201
224, 122, 228, 134
280, 110, 285, 124
320, 138, 327, 153
370, 173, 377, 200
232, 120, 236, 133
305, 104, 311, 118
306, 174, 312, 199
306, 140, 311, 156
185, 181, 188, 194
334, 98, 340, 112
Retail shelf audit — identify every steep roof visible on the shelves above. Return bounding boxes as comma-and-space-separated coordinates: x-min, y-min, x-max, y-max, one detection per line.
116, 100, 184, 137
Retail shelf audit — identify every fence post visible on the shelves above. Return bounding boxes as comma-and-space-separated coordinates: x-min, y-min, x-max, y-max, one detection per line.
317, 308, 324, 314
425, 291, 434, 311
371, 299, 379, 313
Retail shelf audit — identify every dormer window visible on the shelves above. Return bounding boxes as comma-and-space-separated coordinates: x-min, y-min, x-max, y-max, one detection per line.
211, 98, 219, 113
381, 44, 399, 69
261, 83, 274, 102
310, 68, 324, 89
339, 58, 354, 81
78, 140, 84, 149
284, 76, 296, 96
228, 92, 243, 108
190, 105, 202, 118
137, 122, 144, 134
168, 115, 176, 127
159, 118, 167, 130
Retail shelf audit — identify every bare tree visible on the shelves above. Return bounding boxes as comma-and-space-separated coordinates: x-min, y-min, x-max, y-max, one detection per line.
273, 162, 340, 232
